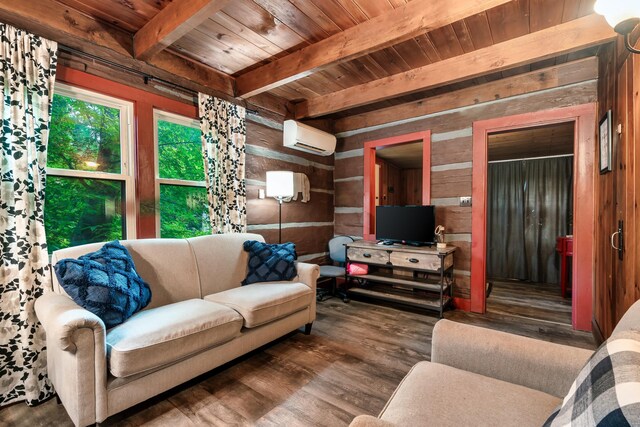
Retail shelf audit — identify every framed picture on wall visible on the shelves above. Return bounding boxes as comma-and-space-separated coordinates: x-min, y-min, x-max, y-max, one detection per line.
599, 110, 612, 174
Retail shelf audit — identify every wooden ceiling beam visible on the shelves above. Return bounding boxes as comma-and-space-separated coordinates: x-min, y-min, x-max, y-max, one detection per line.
134, 0, 230, 60
296, 14, 616, 119
0, 0, 233, 97
334, 57, 599, 134
235, 0, 513, 99
0, 0, 293, 117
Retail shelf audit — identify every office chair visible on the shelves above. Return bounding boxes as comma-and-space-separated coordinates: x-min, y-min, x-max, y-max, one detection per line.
317, 235, 354, 302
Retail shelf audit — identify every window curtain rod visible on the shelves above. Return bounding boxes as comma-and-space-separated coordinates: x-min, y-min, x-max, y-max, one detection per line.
488, 153, 574, 164
58, 45, 259, 115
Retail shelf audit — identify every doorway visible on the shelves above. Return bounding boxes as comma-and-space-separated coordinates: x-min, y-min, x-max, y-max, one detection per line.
485, 123, 575, 325
375, 141, 424, 206
363, 131, 431, 240
471, 104, 597, 331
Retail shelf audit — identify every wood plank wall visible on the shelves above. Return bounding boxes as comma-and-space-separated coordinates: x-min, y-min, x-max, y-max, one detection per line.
58, 52, 334, 265
594, 41, 640, 339
376, 158, 401, 206
401, 169, 423, 205
334, 57, 599, 300
375, 162, 423, 206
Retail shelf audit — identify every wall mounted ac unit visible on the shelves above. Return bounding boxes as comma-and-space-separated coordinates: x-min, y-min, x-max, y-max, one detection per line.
283, 120, 336, 156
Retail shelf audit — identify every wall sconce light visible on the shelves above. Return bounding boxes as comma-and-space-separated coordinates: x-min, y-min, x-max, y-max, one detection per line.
594, 0, 640, 54
266, 171, 295, 243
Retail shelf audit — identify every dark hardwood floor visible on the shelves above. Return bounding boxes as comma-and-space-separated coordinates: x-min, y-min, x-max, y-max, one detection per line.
486, 279, 573, 325
0, 298, 595, 427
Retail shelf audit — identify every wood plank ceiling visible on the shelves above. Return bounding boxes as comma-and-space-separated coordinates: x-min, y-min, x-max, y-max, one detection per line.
50, 0, 608, 120
488, 122, 575, 161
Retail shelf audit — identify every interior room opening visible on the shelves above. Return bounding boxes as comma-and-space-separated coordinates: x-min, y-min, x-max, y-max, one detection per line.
373, 141, 423, 233
486, 122, 575, 325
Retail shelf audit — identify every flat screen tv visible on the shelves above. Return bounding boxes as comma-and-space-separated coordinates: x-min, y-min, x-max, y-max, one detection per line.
376, 205, 436, 246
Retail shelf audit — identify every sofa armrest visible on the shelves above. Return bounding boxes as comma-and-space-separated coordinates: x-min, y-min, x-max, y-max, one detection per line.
35, 292, 105, 353
295, 262, 319, 291
295, 262, 319, 325
35, 292, 108, 426
431, 319, 593, 398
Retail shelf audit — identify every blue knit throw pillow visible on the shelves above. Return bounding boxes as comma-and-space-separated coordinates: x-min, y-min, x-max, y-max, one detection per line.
54, 241, 152, 329
242, 240, 297, 286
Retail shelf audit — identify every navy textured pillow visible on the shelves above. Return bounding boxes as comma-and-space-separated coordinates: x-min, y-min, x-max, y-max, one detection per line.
242, 240, 297, 286
54, 241, 152, 329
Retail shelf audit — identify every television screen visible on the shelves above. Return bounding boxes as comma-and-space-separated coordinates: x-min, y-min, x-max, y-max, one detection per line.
376, 205, 436, 246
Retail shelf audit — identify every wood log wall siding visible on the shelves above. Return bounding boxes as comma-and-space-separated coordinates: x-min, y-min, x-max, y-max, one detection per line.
334, 57, 598, 301
593, 41, 640, 339
245, 119, 334, 265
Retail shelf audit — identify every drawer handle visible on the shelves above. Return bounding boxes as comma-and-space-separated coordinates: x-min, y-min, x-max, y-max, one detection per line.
363, 253, 372, 258
408, 258, 419, 263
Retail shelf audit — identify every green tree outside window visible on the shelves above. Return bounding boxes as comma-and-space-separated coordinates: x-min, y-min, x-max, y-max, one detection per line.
45, 91, 128, 252
156, 116, 210, 239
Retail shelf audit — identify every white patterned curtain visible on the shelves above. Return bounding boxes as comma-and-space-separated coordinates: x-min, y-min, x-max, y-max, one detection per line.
198, 94, 247, 233
0, 24, 58, 405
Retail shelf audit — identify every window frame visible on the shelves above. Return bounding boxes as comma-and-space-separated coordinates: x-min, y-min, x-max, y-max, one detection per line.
47, 82, 137, 240
153, 109, 207, 238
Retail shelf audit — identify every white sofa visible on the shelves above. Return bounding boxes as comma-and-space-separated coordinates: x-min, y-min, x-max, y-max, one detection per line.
350, 300, 640, 426
35, 233, 319, 427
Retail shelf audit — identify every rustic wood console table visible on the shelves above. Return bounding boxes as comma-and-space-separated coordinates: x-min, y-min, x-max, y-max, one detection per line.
345, 240, 456, 317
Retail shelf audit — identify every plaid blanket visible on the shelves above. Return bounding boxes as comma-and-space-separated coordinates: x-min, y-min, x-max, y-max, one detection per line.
544, 330, 640, 426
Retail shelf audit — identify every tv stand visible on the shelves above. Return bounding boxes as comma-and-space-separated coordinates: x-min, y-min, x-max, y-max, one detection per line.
377, 240, 395, 246
405, 241, 430, 247
345, 241, 455, 317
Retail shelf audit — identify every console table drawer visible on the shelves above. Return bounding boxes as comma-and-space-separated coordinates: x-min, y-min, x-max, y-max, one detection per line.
390, 252, 452, 271
348, 247, 389, 265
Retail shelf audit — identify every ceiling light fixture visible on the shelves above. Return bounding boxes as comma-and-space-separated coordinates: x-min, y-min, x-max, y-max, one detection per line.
594, 0, 640, 54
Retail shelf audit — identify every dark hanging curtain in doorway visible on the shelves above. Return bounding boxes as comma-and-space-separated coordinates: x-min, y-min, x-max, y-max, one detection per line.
487, 157, 573, 284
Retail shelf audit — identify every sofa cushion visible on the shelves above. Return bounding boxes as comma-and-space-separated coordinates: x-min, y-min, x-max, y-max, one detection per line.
106, 299, 243, 378
544, 330, 640, 426
378, 361, 561, 427
204, 282, 312, 328
52, 238, 202, 309
54, 241, 152, 329
187, 233, 265, 296
242, 240, 297, 286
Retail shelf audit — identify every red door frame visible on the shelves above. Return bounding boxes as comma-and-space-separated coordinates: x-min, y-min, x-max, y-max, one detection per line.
363, 131, 431, 241
471, 104, 597, 331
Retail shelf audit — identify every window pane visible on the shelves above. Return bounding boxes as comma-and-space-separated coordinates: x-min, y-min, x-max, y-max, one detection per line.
45, 176, 125, 252
159, 184, 210, 238
158, 120, 203, 181
48, 94, 121, 173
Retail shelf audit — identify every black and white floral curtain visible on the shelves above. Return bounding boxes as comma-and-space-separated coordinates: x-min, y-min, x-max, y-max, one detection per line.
198, 94, 247, 233
0, 24, 58, 406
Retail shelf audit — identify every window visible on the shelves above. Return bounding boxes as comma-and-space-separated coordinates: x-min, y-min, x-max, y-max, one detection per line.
155, 110, 210, 238
46, 83, 135, 252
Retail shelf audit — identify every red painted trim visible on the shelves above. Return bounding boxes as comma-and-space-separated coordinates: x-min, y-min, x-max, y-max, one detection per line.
422, 133, 432, 205
56, 66, 197, 118
471, 104, 597, 331
135, 102, 156, 238
363, 131, 432, 240
56, 66, 198, 238
453, 297, 471, 311
471, 123, 488, 314
363, 146, 376, 241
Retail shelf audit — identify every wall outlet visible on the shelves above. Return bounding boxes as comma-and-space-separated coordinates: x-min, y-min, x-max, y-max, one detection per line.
460, 196, 472, 207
